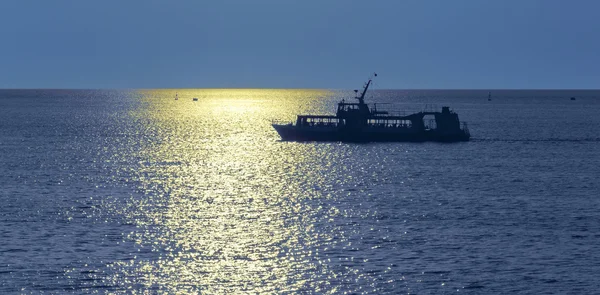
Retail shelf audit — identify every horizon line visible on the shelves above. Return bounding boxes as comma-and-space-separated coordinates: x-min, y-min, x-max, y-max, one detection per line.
1, 87, 600, 91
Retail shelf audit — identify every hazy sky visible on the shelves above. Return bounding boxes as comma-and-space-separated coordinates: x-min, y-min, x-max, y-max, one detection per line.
1, 0, 599, 89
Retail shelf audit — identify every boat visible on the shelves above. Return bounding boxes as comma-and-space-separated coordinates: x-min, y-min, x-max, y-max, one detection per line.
175, 92, 179, 100
272, 74, 470, 142
570, 97, 576, 101
193, 97, 198, 101
488, 91, 492, 101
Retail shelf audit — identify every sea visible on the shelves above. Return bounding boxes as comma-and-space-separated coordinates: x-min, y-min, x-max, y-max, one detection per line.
1, 88, 599, 294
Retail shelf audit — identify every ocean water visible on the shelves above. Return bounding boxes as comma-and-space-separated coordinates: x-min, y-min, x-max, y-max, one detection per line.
1, 88, 599, 294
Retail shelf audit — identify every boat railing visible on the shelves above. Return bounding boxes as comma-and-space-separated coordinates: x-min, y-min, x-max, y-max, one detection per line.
422, 104, 439, 113
370, 104, 409, 117
378, 110, 408, 117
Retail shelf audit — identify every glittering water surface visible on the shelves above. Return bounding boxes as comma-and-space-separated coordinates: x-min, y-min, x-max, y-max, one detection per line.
1, 89, 600, 294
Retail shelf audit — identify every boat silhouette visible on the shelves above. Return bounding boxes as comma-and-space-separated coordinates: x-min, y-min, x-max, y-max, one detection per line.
272, 74, 470, 142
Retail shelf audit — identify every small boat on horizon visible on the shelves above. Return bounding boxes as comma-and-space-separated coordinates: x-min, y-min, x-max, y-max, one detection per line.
272, 73, 470, 143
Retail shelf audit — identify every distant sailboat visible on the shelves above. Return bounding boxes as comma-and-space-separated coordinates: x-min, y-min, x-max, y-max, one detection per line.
175, 92, 179, 100
488, 91, 492, 101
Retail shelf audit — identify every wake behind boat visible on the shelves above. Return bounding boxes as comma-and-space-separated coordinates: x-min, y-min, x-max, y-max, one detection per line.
272, 74, 470, 142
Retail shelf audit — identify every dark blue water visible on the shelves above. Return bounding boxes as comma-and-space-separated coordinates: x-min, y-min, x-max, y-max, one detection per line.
1, 89, 599, 294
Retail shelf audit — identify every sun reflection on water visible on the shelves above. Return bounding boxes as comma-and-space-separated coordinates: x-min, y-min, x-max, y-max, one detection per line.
104, 89, 362, 293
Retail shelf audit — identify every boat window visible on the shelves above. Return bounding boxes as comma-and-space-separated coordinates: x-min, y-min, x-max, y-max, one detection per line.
367, 119, 412, 128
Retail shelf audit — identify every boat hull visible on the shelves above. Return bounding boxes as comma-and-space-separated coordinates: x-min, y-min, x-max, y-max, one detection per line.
272, 124, 469, 143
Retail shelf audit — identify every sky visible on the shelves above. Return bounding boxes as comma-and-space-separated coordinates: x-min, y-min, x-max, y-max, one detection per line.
0, 0, 599, 89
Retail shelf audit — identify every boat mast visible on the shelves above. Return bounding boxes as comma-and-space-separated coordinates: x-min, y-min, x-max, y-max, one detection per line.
357, 73, 377, 104
357, 80, 371, 104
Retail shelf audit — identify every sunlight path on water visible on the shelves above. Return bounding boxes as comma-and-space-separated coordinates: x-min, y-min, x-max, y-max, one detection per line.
102, 89, 375, 293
